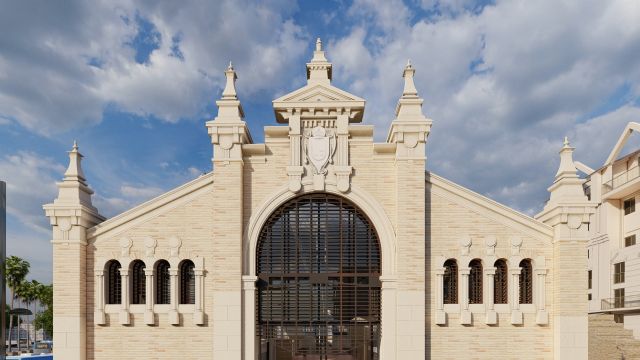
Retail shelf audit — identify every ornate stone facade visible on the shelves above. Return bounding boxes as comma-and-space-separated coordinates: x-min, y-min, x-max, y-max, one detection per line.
44, 40, 592, 359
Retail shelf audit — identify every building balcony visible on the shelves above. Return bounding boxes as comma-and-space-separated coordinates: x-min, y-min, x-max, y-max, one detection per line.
601, 295, 640, 312
602, 166, 640, 200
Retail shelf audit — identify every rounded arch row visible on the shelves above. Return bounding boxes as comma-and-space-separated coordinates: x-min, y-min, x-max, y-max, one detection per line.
96, 257, 205, 326
442, 257, 534, 306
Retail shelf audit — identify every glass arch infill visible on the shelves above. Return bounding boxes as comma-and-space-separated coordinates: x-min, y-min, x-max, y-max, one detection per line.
256, 193, 381, 360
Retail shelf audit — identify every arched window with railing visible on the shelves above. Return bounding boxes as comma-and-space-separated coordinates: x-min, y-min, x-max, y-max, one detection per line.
180, 260, 195, 304
443, 259, 458, 304
131, 260, 146, 304
494, 259, 508, 304
155, 260, 170, 305
519, 259, 533, 304
469, 259, 483, 304
106, 260, 121, 305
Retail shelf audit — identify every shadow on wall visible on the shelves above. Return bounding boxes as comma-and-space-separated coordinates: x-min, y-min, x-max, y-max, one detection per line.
425, 172, 432, 360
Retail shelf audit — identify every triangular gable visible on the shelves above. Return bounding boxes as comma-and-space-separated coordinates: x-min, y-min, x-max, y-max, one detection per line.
427, 172, 553, 240
605, 122, 640, 166
87, 172, 214, 241
273, 83, 365, 104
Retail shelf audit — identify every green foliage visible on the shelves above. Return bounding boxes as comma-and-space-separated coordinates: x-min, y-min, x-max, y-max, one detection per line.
34, 307, 52, 335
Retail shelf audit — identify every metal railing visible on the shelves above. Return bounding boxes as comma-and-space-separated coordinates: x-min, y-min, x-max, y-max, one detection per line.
601, 294, 640, 310
602, 166, 640, 194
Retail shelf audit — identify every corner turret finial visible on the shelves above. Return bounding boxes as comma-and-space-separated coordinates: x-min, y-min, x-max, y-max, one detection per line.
221, 60, 238, 100
63, 140, 87, 185
555, 136, 578, 180
316, 38, 322, 51
402, 59, 418, 97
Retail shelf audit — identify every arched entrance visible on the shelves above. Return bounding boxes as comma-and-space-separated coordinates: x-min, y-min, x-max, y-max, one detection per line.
256, 193, 381, 360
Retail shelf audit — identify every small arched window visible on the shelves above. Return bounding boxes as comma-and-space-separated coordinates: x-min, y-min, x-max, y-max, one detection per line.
469, 259, 483, 304
180, 260, 195, 304
519, 259, 533, 304
155, 260, 171, 305
106, 260, 121, 305
131, 260, 146, 305
494, 259, 508, 304
443, 259, 458, 304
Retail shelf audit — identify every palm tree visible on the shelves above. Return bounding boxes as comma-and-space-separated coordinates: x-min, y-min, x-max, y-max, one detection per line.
22, 280, 40, 349
34, 284, 53, 339
5, 256, 30, 352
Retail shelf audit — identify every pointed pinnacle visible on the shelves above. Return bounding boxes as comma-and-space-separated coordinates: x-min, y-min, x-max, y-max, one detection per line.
72, 140, 78, 151
316, 38, 322, 51
227, 61, 234, 71
563, 136, 570, 147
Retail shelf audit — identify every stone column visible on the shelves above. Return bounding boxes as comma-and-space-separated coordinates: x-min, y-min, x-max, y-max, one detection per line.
144, 268, 155, 325
535, 268, 549, 325
119, 270, 130, 325
168, 269, 179, 325
94, 270, 106, 325
242, 276, 258, 360
460, 268, 471, 325
435, 269, 446, 325
194, 268, 204, 325
510, 268, 522, 325
485, 268, 497, 324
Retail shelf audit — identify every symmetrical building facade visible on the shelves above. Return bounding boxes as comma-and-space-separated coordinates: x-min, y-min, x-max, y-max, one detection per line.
44, 40, 595, 359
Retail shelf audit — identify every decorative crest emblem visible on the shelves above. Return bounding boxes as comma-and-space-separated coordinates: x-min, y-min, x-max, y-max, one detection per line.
305, 126, 336, 174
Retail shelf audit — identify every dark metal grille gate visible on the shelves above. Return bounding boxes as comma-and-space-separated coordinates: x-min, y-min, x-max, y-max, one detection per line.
257, 194, 381, 360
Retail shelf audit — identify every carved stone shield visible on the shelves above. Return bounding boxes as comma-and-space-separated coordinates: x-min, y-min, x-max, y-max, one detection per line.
307, 126, 331, 174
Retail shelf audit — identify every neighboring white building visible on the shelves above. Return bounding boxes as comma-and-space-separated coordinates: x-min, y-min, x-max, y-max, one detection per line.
584, 123, 640, 357
44, 39, 596, 360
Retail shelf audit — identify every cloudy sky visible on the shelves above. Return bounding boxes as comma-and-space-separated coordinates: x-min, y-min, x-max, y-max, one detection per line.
1, 0, 640, 283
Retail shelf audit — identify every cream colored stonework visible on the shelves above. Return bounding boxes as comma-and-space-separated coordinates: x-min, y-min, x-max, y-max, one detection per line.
44, 40, 593, 359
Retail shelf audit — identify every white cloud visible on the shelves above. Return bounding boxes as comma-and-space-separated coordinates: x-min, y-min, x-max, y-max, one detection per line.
328, 0, 640, 213
0, 152, 65, 234
0, 0, 307, 135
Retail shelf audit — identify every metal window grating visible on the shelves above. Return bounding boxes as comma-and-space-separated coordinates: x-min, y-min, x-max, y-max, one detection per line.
443, 259, 458, 304
107, 260, 121, 305
155, 260, 171, 305
256, 194, 381, 359
519, 259, 533, 304
494, 259, 508, 304
469, 259, 483, 304
131, 260, 146, 305
180, 260, 195, 305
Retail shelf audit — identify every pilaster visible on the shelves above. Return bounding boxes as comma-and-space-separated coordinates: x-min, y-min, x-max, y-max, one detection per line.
208, 62, 250, 360
536, 138, 596, 360
43, 142, 104, 360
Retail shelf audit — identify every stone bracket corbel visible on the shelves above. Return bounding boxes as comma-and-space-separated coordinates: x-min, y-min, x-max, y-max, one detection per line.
286, 166, 304, 193
334, 165, 352, 193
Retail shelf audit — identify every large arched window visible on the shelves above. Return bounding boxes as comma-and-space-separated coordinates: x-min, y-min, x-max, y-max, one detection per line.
494, 259, 508, 304
106, 260, 121, 305
179, 260, 195, 305
469, 259, 483, 304
520, 259, 533, 304
131, 260, 146, 305
256, 193, 381, 359
155, 260, 170, 305
443, 259, 458, 304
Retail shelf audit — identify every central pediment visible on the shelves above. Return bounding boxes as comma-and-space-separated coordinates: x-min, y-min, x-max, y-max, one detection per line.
272, 83, 366, 123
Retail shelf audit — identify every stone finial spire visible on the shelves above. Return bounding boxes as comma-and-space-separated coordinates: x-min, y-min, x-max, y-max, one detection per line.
221, 61, 238, 100
555, 136, 579, 180
63, 140, 87, 186
307, 37, 332, 84
402, 59, 418, 98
